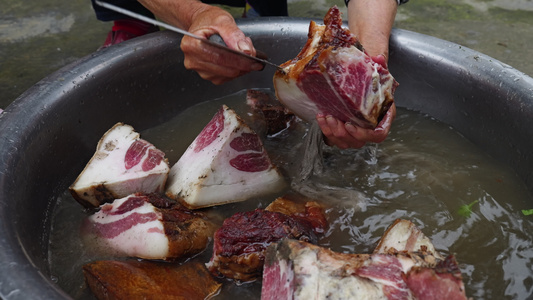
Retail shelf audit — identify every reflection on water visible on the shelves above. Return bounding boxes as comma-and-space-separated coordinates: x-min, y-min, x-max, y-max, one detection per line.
49, 90, 533, 299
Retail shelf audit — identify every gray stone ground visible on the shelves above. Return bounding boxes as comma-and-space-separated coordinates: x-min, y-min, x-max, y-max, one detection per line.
0, 0, 532, 109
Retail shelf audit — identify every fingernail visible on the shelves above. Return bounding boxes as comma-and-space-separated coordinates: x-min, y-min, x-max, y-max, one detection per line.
252, 62, 265, 71
238, 40, 252, 54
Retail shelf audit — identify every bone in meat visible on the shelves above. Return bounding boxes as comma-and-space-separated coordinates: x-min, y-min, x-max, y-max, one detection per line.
273, 6, 398, 129
70, 122, 169, 208
165, 105, 286, 209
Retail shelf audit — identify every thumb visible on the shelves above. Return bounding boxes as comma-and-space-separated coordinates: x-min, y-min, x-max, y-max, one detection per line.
371, 54, 388, 69
215, 26, 256, 56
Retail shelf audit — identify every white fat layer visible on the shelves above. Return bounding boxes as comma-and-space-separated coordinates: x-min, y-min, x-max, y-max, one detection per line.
71, 123, 169, 205
88, 195, 169, 259
166, 106, 285, 208
274, 76, 318, 123
375, 219, 443, 260
291, 247, 387, 300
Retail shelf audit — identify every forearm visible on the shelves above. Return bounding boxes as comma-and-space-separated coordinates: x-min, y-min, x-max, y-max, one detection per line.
137, 0, 209, 30
347, 0, 397, 60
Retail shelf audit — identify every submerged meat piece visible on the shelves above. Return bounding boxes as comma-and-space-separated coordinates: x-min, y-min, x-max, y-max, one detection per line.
273, 6, 398, 129
265, 193, 328, 234
166, 105, 286, 209
262, 220, 468, 300
70, 122, 170, 208
206, 195, 327, 282
83, 260, 221, 300
375, 218, 444, 260
406, 256, 467, 300
81, 193, 215, 261
246, 89, 296, 136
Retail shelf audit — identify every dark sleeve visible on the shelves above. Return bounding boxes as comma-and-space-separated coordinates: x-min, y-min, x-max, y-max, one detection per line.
344, 0, 409, 6
91, 0, 154, 21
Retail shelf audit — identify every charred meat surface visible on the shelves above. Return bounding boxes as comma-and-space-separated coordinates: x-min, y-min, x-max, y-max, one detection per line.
273, 6, 398, 129
246, 89, 297, 136
70, 122, 169, 208
81, 193, 215, 261
206, 195, 327, 283
83, 260, 221, 300
165, 105, 286, 209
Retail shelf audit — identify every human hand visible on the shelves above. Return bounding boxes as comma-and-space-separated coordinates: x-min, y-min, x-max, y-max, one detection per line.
180, 5, 264, 85
316, 103, 396, 149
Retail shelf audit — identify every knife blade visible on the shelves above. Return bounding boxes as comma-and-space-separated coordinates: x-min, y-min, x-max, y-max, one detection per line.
94, 0, 284, 70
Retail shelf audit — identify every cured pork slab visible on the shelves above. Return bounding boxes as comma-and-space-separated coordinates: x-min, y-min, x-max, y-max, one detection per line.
206, 194, 327, 282
273, 6, 398, 129
70, 122, 169, 208
262, 219, 468, 300
81, 193, 215, 261
83, 260, 221, 300
165, 105, 285, 209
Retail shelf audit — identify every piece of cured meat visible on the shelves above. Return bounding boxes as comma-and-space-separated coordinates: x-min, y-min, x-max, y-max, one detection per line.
165, 105, 286, 209
70, 122, 170, 208
81, 193, 215, 261
262, 220, 468, 300
273, 6, 398, 129
374, 218, 444, 260
206, 195, 327, 283
83, 260, 221, 300
246, 89, 297, 136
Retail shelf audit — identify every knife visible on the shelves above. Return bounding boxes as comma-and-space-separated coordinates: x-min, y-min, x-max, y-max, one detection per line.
94, 0, 284, 70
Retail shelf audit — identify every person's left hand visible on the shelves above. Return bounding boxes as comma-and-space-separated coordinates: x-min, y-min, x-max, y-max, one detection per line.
316, 103, 396, 149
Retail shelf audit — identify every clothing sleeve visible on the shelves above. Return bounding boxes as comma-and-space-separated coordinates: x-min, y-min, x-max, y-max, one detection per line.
344, 0, 409, 6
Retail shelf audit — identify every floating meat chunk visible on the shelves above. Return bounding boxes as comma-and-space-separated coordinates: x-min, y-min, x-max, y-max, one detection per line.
246, 89, 296, 136
273, 6, 398, 129
165, 105, 286, 209
83, 260, 221, 300
206, 195, 327, 283
81, 193, 215, 261
262, 220, 468, 300
70, 122, 169, 208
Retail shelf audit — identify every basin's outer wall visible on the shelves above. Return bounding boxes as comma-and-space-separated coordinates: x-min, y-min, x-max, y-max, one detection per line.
0, 18, 532, 299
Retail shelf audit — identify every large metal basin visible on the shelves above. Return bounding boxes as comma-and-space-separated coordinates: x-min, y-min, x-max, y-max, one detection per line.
0, 18, 532, 299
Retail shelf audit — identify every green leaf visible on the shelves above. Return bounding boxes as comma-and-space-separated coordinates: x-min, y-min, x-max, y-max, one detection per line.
522, 209, 533, 216
458, 200, 479, 218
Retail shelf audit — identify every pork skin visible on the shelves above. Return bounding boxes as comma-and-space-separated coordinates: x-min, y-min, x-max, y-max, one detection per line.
83, 260, 221, 300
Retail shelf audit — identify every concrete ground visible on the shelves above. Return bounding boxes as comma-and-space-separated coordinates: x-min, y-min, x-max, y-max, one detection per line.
1, 0, 532, 109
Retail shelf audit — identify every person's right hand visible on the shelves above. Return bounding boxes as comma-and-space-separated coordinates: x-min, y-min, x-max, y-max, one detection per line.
180, 5, 264, 85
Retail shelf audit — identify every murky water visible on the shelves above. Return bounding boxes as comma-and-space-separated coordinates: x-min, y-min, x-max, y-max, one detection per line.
49, 89, 533, 299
